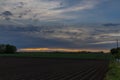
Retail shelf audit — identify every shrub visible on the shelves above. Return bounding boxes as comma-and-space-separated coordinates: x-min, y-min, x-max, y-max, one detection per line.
111, 48, 120, 58
0, 44, 17, 53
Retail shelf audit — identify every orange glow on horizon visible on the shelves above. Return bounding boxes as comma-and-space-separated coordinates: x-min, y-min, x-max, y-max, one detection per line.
18, 48, 109, 53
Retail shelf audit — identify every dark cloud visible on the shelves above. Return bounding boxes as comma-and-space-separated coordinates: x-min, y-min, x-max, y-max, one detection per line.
1, 11, 13, 16
18, 2, 24, 7
17, 9, 31, 18
0, 24, 39, 32
103, 23, 120, 27
51, 0, 83, 10
0, 11, 13, 20
14, 2, 25, 8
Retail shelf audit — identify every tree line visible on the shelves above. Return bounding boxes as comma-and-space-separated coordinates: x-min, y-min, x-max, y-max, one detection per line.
0, 44, 17, 53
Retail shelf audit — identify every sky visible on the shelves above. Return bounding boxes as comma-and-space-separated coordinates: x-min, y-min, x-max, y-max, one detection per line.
0, 0, 120, 52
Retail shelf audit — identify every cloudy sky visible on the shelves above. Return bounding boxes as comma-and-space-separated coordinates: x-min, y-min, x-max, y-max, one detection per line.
0, 0, 120, 52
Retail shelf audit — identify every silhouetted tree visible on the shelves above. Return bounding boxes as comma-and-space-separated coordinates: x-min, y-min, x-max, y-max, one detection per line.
0, 44, 17, 53
111, 47, 120, 58
0, 44, 6, 53
5, 44, 17, 53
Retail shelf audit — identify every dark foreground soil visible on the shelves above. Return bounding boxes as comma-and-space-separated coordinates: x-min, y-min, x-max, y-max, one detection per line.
0, 57, 109, 80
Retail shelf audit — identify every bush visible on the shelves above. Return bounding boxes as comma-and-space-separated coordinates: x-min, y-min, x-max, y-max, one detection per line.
0, 44, 17, 53
111, 48, 120, 58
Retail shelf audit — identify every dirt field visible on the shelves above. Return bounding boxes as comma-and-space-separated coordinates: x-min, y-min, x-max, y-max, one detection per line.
0, 57, 109, 80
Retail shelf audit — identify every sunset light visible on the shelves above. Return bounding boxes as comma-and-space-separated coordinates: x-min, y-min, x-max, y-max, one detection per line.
18, 48, 109, 52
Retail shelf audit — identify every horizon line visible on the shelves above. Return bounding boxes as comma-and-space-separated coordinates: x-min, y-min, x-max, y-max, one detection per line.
18, 47, 110, 53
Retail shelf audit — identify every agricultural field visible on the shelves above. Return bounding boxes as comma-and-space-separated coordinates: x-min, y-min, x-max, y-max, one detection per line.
0, 52, 110, 80
0, 57, 109, 80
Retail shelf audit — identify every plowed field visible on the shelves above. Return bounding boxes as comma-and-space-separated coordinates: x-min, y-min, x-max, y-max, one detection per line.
0, 57, 109, 80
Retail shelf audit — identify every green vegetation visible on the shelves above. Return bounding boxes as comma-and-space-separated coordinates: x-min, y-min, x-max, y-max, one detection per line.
105, 61, 120, 80
0, 52, 112, 60
105, 47, 120, 80
105, 48, 120, 80
111, 47, 120, 58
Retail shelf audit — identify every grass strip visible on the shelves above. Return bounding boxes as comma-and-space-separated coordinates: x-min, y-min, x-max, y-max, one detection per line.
105, 60, 120, 80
